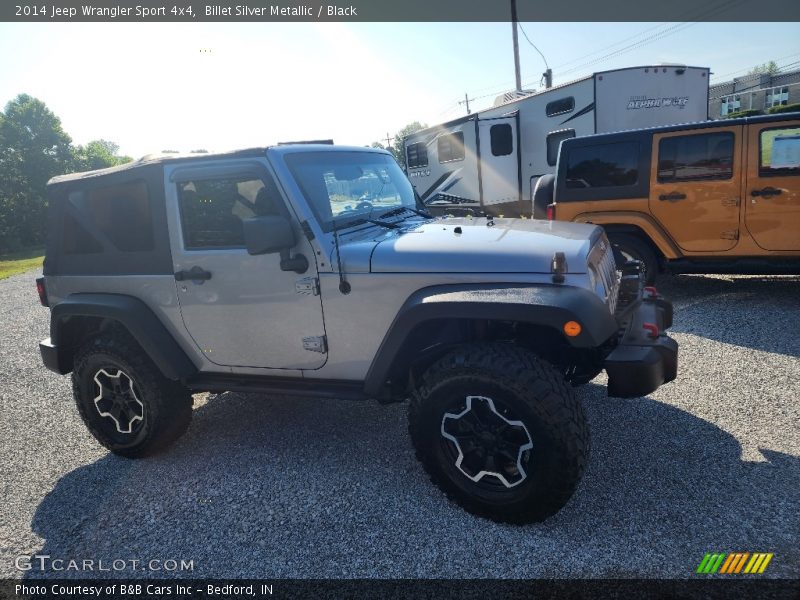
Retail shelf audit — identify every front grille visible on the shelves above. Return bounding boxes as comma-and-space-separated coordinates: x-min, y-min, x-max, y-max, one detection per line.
588, 236, 620, 314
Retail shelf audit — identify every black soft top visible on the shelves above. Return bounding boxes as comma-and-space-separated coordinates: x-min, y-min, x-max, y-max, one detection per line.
47, 147, 270, 187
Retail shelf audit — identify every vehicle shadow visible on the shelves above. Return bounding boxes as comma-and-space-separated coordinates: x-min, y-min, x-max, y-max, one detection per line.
24, 387, 800, 578
658, 274, 800, 357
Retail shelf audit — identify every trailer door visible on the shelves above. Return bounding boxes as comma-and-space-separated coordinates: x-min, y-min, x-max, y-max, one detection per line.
478, 115, 521, 213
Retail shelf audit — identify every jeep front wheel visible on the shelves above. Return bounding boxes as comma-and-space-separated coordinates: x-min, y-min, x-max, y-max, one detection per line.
408, 344, 589, 523
72, 333, 193, 458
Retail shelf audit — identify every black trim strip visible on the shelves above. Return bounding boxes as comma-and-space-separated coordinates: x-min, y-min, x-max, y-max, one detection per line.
561, 102, 595, 125
420, 171, 456, 201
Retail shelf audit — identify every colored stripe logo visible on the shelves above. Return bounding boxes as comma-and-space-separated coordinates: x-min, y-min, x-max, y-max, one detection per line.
696, 552, 773, 574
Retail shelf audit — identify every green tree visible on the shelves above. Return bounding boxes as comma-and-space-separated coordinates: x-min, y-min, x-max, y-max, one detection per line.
373, 121, 428, 169
71, 139, 132, 172
0, 94, 72, 250
749, 61, 779, 76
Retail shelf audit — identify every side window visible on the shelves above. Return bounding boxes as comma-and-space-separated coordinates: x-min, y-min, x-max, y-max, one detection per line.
438, 132, 465, 163
546, 97, 574, 117
565, 142, 639, 188
406, 142, 428, 169
657, 132, 734, 183
63, 180, 153, 254
62, 209, 102, 255
178, 175, 269, 250
490, 124, 513, 156
546, 129, 576, 167
760, 126, 800, 177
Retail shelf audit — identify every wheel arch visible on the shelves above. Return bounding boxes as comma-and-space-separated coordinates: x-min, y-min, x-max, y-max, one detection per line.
572, 211, 680, 260
49, 293, 198, 380
363, 284, 618, 397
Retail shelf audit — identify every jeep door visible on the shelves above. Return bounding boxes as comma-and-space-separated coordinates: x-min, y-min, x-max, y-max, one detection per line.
165, 160, 327, 370
650, 126, 742, 252
744, 119, 800, 251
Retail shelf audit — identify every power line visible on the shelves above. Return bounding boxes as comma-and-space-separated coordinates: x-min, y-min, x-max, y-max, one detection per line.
517, 23, 548, 70
555, 0, 749, 79
711, 52, 800, 81
552, 23, 676, 71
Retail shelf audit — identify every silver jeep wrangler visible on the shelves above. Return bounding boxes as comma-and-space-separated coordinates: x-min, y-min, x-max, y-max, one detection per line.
37, 144, 677, 523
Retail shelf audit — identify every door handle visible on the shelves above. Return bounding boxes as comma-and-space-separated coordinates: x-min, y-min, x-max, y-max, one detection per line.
658, 192, 687, 202
751, 187, 782, 198
174, 266, 212, 281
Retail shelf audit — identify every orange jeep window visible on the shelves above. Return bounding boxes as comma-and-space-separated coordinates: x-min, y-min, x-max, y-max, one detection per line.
760, 127, 800, 177
657, 132, 733, 183
658, 131, 734, 183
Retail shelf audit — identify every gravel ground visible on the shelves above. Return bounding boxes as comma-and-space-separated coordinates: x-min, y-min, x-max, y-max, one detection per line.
0, 269, 798, 579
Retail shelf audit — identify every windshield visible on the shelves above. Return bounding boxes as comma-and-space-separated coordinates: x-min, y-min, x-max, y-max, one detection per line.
284, 151, 417, 232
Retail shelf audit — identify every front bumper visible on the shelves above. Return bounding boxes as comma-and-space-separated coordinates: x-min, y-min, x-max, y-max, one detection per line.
604, 265, 678, 398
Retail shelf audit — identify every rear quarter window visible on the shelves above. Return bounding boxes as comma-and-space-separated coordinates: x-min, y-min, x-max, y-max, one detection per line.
565, 141, 639, 188
556, 134, 651, 202
63, 180, 154, 254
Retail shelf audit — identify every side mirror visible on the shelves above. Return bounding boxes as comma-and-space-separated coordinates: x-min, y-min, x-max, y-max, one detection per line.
243, 215, 296, 255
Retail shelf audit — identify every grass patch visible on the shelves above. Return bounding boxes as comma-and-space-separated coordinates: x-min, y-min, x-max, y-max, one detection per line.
0, 247, 45, 280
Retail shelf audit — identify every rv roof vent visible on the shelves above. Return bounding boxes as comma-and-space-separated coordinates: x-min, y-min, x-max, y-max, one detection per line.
493, 89, 536, 107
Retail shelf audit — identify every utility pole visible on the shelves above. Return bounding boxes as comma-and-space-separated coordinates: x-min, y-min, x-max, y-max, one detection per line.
459, 92, 474, 114
510, 0, 522, 92
383, 132, 392, 149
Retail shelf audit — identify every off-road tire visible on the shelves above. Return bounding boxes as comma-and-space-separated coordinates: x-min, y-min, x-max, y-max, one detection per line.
72, 333, 193, 458
409, 343, 589, 523
608, 232, 659, 285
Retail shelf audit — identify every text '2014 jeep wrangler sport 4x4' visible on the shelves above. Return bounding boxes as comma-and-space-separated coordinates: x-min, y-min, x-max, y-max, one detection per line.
37, 144, 677, 523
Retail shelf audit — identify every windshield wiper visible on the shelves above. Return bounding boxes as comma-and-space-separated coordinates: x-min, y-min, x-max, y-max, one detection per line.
342, 217, 401, 230
378, 206, 431, 220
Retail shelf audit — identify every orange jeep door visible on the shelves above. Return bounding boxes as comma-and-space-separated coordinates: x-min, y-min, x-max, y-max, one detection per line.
650, 126, 742, 252
744, 120, 800, 251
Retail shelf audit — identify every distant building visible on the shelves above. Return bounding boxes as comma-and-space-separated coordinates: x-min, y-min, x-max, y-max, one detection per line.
709, 68, 800, 119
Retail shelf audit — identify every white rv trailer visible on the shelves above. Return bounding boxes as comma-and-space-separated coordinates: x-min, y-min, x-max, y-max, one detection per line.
404, 65, 710, 218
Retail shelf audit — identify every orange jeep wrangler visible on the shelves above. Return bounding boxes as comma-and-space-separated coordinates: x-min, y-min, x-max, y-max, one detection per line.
540, 113, 800, 284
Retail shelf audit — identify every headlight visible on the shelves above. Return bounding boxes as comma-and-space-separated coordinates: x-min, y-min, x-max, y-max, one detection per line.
588, 263, 598, 292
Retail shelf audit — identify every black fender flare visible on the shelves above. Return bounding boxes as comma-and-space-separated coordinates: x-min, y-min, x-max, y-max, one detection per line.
363, 283, 618, 396
49, 293, 198, 380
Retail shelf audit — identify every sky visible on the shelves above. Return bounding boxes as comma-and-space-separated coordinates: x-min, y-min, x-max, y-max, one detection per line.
0, 21, 798, 157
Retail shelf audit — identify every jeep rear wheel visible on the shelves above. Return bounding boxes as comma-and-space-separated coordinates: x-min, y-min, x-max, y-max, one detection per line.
409, 344, 589, 523
608, 232, 659, 285
72, 333, 193, 458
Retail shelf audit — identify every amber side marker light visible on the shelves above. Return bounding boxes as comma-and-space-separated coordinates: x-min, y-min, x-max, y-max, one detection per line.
563, 321, 582, 337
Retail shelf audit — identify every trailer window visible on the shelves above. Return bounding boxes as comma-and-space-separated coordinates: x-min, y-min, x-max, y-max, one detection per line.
657, 132, 734, 183
547, 129, 576, 166
565, 142, 639, 188
406, 142, 428, 169
546, 97, 575, 117
490, 124, 513, 156
438, 132, 465, 163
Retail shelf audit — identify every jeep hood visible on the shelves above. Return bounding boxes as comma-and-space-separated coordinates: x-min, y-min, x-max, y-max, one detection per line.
366, 218, 601, 274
